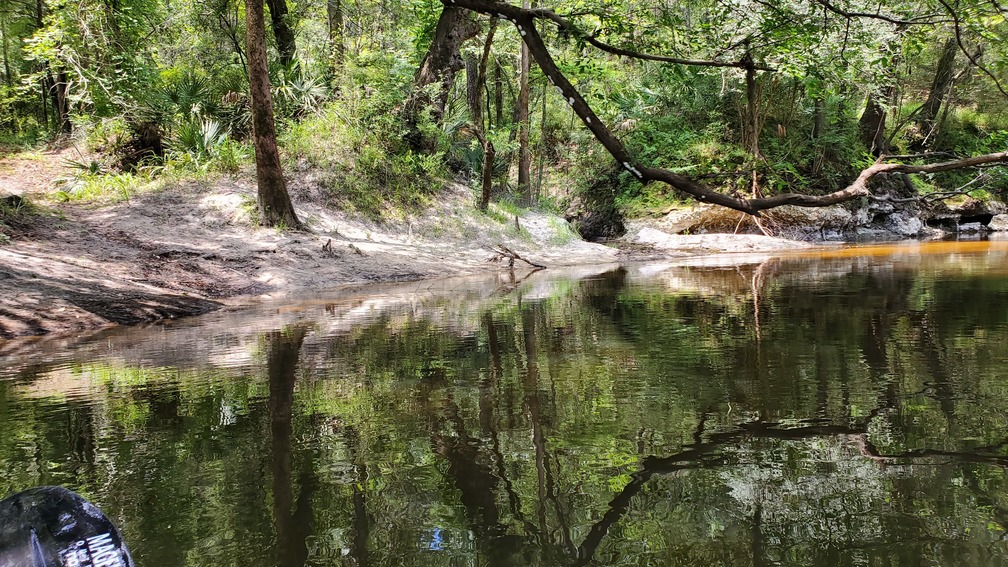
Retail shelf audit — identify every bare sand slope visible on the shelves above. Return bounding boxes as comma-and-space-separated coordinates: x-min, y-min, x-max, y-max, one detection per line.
0, 154, 814, 338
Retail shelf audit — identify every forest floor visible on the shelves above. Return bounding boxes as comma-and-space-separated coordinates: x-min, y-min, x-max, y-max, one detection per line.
0, 148, 812, 338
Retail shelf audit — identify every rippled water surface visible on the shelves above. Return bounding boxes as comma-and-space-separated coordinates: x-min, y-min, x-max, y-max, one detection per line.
3, 241, 1008, 566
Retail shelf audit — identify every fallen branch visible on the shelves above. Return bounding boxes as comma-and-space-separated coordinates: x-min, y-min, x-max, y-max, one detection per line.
487, 244, 547, 269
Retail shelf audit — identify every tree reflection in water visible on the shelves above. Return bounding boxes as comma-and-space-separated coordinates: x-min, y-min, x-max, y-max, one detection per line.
265, 326, 315, 567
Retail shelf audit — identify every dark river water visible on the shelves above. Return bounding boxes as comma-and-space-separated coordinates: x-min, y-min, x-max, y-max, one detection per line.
3, 240, 1008, 566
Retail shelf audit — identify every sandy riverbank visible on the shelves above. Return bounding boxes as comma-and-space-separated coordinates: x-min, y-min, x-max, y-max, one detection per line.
0, 150, 814, 338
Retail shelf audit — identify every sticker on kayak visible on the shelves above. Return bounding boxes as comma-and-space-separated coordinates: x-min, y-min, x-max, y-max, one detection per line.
0, 486, 134, 567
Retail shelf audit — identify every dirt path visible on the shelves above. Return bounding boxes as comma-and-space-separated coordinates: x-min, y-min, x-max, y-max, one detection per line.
0, 154, 812, 339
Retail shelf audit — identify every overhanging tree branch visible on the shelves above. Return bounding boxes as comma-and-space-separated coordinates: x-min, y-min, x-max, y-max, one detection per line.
454, 0, 764, 70
812, 0, 948, 26
444, 0, 1008, 215
935, 0, 1008, 98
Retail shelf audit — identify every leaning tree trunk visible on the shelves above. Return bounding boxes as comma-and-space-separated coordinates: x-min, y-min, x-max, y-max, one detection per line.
246, 0, 302, 229
265, 0, 297, 69
858, 92, 887, 156
916, 37, 957, 147
405, 5, 480, 152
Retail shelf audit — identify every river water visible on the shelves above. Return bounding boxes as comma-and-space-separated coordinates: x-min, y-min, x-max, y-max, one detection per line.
2, 241, 1008, 566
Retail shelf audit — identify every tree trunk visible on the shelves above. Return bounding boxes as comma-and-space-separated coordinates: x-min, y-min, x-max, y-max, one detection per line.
916, 37, 957, 145
535, 82, 547, 195
1, 12, 12, 87
858, 92, 887, 156
812, 96, 825, 140
517, 0, 532, 204
44, 70, 70, 135
743, 52, 761, 161
326, 0, 344, 67
466, 53, 481, 128
406, 5, 480, 152
477, 131, 496, 211
265, 0, 297, 69
811, 94, 826, 175
246, 0, 303, 229
493, 59, 503, 128
39, 79, 48, 130
220, 0, 248, 77
34, 0, 66, 134
468, 22, 497, 211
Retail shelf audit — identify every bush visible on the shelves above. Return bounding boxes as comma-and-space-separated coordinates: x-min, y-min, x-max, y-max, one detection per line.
280, 53, 448, 219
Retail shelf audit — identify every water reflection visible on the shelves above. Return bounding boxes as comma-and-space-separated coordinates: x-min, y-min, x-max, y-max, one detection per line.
265, 327, 314, 567
2, 243, 1008, 566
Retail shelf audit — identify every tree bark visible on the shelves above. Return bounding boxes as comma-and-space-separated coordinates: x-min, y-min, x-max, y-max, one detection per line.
858, 92, 887, 156
476, 129, 496, 211
517, 0, 532, 204
493, 59, 503, 128
1, 12, 12, 87
406, 5, 480, 152
467, 22, 497, 211
326, 0, 344, 66
466, 53, 481, 129
916, 36, 957, 144
265, 0, 297, 69
811, 95, 825, 140
743, 50, 761, 160
444, 0, 1008, 215
35, 0, 69, 134
57, 72, 70, 133
246, 0, 303, 229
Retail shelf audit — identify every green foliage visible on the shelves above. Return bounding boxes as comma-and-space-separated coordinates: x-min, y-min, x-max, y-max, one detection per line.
272, 64, 328, 119
170, 117, 226, 160
81, 117, 132, 154
53, 170, 141, 203
0, 194, 33, 243
929, 110, 1008, 196
239, 194, 261, 226
1, 0, 1006, 218
280, 53, 446, 219
0, 86, 45, 146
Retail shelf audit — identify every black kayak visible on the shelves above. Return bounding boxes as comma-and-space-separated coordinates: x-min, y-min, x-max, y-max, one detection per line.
0, 486, 133, 567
